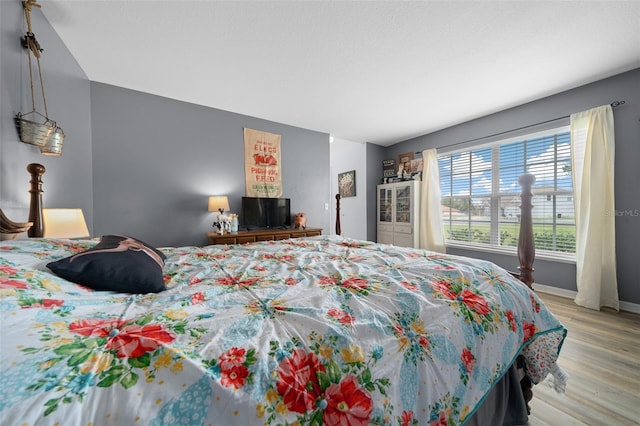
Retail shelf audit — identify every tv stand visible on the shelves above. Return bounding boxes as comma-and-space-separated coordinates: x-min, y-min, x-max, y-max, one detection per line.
207, 228, 322, 245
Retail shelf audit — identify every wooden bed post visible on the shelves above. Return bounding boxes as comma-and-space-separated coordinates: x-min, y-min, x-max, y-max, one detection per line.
517, 174, 535, 289
27, 163, 45, 238
335, 194, 341, 236
517, 173, 536, 413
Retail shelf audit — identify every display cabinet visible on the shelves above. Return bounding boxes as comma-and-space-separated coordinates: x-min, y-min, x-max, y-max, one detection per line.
377, 180, 420, 248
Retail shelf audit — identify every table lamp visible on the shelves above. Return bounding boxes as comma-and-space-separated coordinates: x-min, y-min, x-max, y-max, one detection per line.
43, 208, 90, 238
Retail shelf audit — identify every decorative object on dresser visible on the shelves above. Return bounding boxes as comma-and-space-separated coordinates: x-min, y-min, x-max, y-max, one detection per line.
377, 180, 420, 248
207, 227, 322, 245
42, 208, 90, 238
293, 212, 307, 229
208, 195, 230, 234
15, 0, 65, 155
228, 213, 239, 233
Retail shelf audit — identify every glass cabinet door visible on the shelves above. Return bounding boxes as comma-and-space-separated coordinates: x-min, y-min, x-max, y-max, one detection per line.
395, 184, 412, 224
379, 187, 393, 223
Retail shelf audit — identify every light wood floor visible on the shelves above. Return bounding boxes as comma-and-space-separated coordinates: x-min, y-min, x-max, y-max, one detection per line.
527, 292, 640, 426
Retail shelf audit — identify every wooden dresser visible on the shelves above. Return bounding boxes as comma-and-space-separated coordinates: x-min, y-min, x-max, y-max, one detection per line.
207, 228, 322, 245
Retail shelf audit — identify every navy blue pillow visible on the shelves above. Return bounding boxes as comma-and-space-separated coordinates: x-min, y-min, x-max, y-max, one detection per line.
47, 235, 166, 294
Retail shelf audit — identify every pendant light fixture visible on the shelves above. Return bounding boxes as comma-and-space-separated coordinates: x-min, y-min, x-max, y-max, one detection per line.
16, 0, 65, 156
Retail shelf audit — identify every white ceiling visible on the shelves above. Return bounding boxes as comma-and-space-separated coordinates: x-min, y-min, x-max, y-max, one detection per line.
40, 0, 640, 146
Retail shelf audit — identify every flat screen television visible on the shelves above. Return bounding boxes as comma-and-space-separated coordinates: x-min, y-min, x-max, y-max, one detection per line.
241, 197, 291, 229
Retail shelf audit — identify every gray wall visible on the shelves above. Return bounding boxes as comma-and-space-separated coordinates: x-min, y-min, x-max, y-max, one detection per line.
366, 142, 386, 241
383, 68, 640, 304
90, 83, 330, 247
0, 0, 93, 229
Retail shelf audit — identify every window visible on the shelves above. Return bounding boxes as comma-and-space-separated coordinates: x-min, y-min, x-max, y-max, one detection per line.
439, 127, 575, 256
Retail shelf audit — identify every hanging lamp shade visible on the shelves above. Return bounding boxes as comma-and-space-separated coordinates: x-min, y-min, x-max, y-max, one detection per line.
39, 127, 65, 155
16, 0, 64, 156
16, 115, 65, 156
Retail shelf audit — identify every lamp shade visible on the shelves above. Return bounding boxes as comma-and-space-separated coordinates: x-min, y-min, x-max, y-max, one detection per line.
43, 208, 90, 238
208, 196, 229, 213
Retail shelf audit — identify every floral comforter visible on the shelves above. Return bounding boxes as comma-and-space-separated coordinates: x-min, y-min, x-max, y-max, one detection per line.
0, 236, 565, 425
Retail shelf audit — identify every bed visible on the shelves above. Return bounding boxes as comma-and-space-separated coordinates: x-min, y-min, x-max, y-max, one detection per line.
0, 164, 566, 425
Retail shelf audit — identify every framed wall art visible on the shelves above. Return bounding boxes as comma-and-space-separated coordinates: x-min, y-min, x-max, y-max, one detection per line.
338, 170, 356, 198
408, 158, 423, 174
382, 159, 396, 178
397, 152, 414, 174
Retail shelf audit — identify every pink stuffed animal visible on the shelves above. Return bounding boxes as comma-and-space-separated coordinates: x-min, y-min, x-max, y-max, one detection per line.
293, 212, 307, 229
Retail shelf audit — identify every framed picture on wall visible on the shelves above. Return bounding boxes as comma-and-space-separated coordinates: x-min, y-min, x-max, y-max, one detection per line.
408, 158, 423, 174
338, 170, 356, 198
397, 152, 414, 174
382, 159, 396, 178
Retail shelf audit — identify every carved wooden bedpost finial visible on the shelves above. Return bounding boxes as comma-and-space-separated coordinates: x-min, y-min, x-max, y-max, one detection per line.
518, 173, 536, 289
27, 163, 45, 237
335, 193, 341, 236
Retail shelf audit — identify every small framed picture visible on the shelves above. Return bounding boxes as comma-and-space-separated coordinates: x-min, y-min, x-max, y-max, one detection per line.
397, 152, 414, 173
382, 159, 396, 178
408, 158, 423, 174
338, 170, 356, 197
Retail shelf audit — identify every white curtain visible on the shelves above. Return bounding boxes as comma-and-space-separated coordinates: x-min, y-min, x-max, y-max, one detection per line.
419, 149, 445, 253
571, 105, 619, 311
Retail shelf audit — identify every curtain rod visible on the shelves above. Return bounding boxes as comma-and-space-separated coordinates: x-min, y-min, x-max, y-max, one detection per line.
416, 100, 626, 154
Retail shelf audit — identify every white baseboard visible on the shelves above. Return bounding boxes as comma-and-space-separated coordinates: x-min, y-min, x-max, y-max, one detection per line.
533, 283, 640, 314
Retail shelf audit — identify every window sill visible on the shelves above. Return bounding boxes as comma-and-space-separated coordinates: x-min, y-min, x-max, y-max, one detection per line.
445, 241, 576, 264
